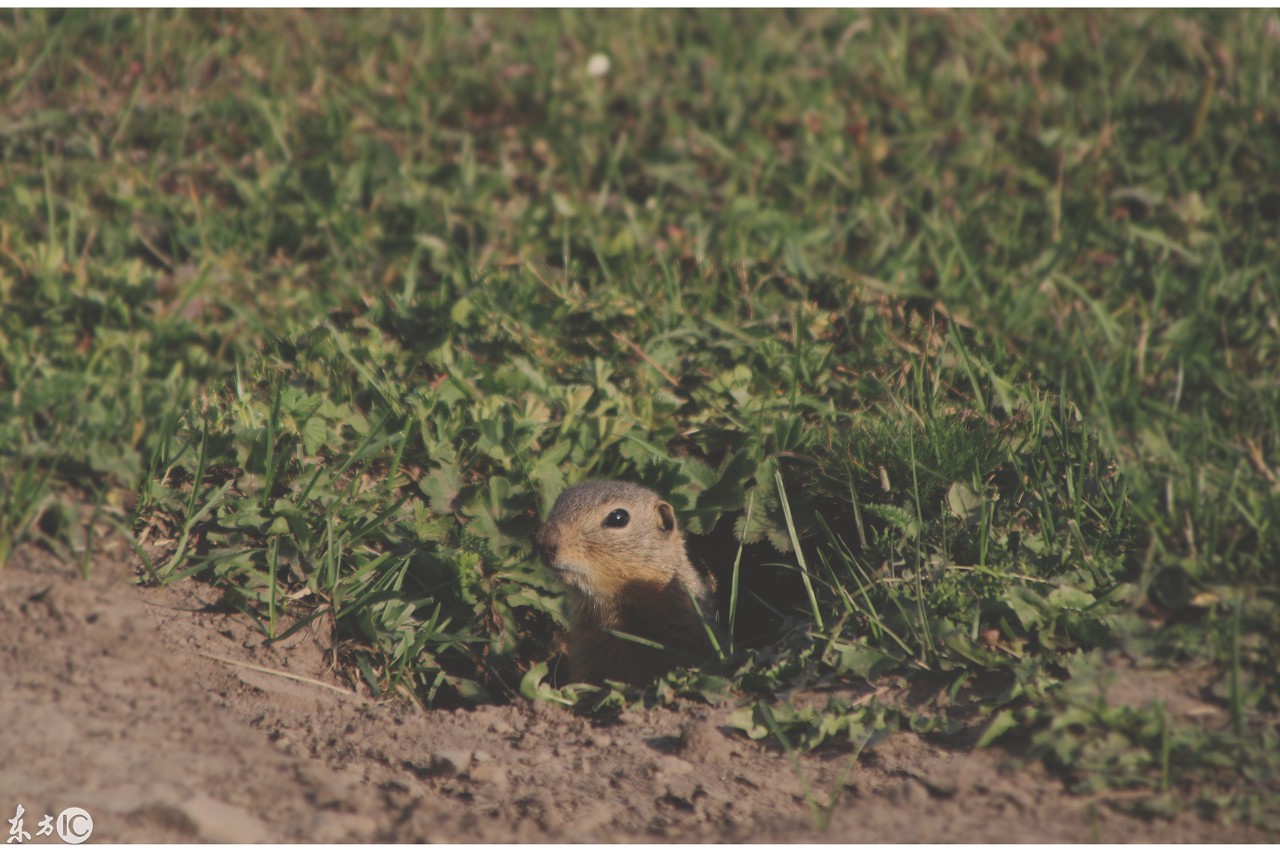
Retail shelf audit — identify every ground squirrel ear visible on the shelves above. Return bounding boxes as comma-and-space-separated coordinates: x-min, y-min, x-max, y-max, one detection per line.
657, 502, 676, 534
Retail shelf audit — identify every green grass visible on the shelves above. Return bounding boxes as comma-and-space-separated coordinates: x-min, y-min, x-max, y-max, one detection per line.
2, 9, 1277, 826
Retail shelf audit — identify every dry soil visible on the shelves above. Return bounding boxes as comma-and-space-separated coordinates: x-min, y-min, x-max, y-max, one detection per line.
1, 536, 1270, 843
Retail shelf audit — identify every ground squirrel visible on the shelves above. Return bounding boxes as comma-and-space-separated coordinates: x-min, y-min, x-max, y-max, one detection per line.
535, 480, 717, 686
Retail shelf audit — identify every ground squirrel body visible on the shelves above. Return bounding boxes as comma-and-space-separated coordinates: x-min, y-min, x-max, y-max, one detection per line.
535, 480, 716, 686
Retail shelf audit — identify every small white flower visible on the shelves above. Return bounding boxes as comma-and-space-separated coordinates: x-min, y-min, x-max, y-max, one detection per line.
586, 53, 611, 78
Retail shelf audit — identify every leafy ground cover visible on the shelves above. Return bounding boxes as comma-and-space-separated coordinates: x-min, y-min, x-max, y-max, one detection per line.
2, 9, 1277, 827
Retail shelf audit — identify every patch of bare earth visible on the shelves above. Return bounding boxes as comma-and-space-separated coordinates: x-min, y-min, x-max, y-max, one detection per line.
1, 538, 1268, 842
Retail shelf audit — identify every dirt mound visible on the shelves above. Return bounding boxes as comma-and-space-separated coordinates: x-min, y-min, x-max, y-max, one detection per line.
0, 539, 1266, 842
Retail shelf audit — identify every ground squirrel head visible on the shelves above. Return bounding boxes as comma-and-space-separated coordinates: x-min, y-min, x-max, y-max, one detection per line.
536, 479, 716, 685
536, 480, 686, 603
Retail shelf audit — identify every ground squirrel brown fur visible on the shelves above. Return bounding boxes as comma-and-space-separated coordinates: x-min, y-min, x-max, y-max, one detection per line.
535, 480, 717, 686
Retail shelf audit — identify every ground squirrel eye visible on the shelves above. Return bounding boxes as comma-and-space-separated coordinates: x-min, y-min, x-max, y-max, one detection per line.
603, 508, 630, 528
